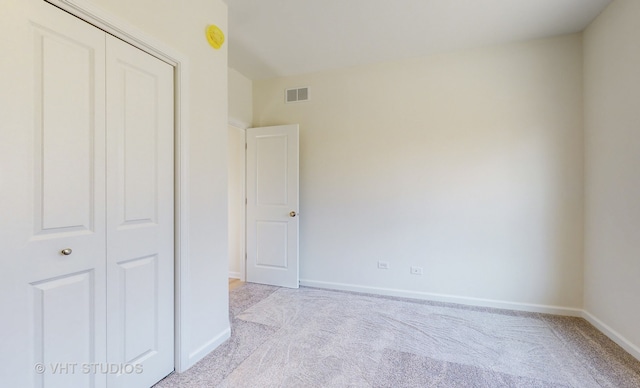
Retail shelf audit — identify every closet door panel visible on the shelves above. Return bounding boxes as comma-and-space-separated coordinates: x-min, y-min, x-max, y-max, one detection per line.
0, 1, 107, 387
105, 34, 175, 388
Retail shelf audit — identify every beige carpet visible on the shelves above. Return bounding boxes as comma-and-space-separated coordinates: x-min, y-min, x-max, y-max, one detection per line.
156, 284, 640, 387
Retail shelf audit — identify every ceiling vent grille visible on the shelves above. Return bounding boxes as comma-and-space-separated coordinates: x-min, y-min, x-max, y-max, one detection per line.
285, 87, 309, 103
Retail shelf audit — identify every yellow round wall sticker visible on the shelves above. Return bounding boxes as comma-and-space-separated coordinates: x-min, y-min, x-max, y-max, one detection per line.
206, 25, 225, 50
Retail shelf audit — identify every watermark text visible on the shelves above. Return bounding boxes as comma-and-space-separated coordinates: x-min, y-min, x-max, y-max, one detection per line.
34, 362, 143, 375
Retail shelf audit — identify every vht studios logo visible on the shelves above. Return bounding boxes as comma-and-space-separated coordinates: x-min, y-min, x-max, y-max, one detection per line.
34, 362, 143, 375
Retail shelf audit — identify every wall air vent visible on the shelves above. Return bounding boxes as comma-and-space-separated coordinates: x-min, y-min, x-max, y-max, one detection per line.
285, 87, 309, 103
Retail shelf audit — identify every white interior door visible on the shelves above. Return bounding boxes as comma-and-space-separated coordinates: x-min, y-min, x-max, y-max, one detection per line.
105, 35, 174, 388
246, 125, 299, 288
0, 1, 107, 387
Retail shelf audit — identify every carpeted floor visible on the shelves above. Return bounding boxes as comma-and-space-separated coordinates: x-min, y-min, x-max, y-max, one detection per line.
155, 284, 640, 387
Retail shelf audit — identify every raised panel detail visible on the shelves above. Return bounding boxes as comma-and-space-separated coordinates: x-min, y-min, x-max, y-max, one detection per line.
34, 29, 96, 236
31, 271, 95, 388
118, 255, 158, 363
256, 135, 288, 206
256, 221, 288, 268
118, 64, 158, 227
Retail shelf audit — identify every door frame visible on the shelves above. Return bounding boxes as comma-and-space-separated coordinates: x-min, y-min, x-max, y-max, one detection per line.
228, 122, 247, 282
46, 0, 192, 372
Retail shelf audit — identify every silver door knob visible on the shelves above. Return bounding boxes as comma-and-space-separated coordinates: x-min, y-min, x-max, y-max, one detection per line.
289, 211, 297, 217
60, 248, 73, 256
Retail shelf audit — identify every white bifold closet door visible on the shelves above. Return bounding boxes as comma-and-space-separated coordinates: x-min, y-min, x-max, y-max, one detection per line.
0, 1, 174, 387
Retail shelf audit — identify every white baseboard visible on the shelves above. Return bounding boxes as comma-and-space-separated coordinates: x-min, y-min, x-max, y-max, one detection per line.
582, 310, 640, 361
299, 279, 640, 362
229, 271, 242, 279
181, 326, 231, 372
299, 279, 583, 317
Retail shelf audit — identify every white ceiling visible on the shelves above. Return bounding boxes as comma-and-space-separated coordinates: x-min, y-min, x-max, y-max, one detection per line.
226, 0, 612, 80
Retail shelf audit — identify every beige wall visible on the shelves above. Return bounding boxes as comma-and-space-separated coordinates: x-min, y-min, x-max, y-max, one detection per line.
254, 34, 584, 311
228, 125, 245, 278
87, 0, 230, 370
584, 0, 640, 356
229, 68, 253, 127
228, 68, 252, 278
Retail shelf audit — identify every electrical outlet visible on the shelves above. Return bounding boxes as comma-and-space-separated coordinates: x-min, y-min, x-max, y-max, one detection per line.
378, 261, 389, 270
410, 266, 423, 275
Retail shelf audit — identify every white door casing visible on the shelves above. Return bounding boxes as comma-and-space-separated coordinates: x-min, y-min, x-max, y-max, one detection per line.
105, 35, 174, 388
228, 125, 246, 281
0, 1, 107, 387
0, 1, 175, 386
246, 125, 300, 288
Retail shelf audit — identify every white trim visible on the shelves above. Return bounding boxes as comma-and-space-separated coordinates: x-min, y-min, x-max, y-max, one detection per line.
45, 0, 193, 373
186, 328, 231, 369
299, 279, 584, 317
300, 281, 640, 362
582, 310, 640, 361
174, 59, 192, 374
229, 118, 250, 130
47, 0, 180, 66
228, 125, 246, 282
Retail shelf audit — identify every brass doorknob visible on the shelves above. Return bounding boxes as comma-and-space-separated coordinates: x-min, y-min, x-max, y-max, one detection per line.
289, 211, 297, 217
60, 248, 73, 256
